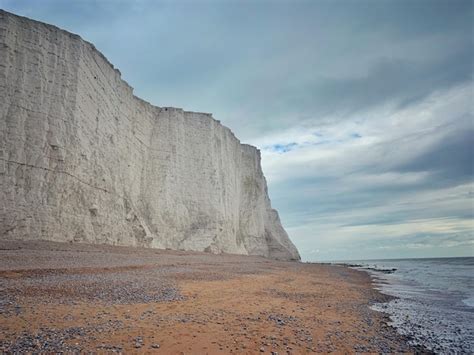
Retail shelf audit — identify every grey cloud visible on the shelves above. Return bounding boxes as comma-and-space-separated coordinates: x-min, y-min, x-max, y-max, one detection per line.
349, 0, 472, 37
280, 47, 472, 123
394, 121, 473, 184
363, 232, 474, 252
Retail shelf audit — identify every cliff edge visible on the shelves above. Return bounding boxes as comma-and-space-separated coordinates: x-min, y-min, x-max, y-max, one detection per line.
0, 10, 300, 261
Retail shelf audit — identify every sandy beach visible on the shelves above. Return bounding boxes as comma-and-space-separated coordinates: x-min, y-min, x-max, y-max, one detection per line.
0, 241, 416, 353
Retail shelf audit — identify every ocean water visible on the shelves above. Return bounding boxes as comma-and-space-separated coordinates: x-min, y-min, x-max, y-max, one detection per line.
349, 257, 474, 353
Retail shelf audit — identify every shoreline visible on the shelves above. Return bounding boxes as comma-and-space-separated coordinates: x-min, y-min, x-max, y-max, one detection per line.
1, 241, 420, 353
346, 259, 473, 353
339, 263, 432, 354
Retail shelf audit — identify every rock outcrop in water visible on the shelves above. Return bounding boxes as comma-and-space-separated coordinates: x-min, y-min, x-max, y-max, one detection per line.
0, 10, 300, 260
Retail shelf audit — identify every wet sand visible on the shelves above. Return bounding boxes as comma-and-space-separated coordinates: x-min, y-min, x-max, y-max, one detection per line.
0, 241, 416, 353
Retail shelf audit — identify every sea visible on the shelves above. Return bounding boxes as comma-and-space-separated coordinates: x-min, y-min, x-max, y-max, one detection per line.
346, 257, 474, 353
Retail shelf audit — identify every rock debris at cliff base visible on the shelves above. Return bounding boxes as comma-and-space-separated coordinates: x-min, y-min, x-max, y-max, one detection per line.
0, 9, 299, 260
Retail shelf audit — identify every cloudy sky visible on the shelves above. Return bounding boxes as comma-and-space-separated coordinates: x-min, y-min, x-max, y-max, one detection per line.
2, 0, 472, 260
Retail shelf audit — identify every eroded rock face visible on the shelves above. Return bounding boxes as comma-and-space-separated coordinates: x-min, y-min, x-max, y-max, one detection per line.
0, 10, 300, 260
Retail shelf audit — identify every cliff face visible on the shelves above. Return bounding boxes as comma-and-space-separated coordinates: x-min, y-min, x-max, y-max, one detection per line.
0, 10, 300, 260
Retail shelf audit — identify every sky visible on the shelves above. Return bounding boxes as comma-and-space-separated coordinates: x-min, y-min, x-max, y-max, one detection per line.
1, 0, 472, 261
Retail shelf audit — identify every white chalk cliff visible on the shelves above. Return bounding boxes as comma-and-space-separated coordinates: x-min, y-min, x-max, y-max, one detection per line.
0, 10, 300, 260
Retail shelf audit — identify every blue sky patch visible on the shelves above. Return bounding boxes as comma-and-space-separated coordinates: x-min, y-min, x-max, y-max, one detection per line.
268, 142, 298, 153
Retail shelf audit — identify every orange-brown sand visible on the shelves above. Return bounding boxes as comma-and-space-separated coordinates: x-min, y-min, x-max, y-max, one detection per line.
0, 241, 414, 353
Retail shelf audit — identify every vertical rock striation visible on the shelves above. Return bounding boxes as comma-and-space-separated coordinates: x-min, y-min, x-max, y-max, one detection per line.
0, 10, 300, 260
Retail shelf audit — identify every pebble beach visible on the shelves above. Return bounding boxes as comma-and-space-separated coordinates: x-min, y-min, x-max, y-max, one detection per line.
0, 241, 420, 353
